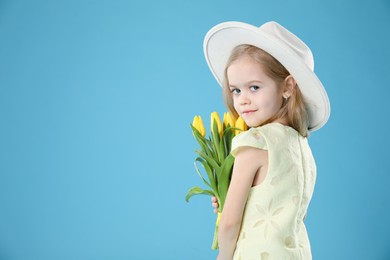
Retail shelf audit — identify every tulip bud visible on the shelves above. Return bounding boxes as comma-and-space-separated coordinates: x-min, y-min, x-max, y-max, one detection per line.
192, 115, 206, 137
211, 112, 223, 137
223, 112, 236, 129
235, 117, 248, 135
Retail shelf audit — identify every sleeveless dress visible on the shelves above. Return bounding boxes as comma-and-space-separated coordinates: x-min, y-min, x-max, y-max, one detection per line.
231, 123, 316, 260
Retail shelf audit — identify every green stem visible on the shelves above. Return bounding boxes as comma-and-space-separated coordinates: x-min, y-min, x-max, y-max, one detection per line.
211, 212, 221, 250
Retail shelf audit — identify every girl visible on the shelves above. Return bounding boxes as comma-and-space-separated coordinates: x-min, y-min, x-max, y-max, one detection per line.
204, 21, 330, 259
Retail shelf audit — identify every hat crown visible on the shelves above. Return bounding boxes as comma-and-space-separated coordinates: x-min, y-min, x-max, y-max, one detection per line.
259, 22, 314, 71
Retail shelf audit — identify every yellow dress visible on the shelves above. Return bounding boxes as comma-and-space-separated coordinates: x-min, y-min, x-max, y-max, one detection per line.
231, 123, 316, 260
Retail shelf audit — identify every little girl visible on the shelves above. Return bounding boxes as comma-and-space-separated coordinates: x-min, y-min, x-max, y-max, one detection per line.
204, 21, 330, 259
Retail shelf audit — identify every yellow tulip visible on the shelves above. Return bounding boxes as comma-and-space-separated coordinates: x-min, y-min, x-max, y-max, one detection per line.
235, 117, 248, 135
210, 112, 223, 137
192, 115, 206, 137
223, 112, 236, 129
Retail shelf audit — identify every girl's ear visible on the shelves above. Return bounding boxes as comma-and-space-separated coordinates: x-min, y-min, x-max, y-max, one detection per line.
282, 75, 296, 99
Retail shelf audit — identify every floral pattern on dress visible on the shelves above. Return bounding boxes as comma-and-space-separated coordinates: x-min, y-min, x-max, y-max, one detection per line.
253, 199, 284, 239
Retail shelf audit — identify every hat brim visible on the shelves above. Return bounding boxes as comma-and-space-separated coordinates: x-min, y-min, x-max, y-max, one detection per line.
204, 21, 330, 132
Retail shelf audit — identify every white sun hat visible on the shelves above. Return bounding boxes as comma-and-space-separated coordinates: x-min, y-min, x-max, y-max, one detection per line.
203, 21, 330, 132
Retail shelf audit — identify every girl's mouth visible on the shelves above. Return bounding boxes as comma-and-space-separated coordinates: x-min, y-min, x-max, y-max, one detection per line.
242, 110, 257, 116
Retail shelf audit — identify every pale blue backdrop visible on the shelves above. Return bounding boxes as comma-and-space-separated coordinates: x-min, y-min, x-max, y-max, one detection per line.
1, 0, 389, 259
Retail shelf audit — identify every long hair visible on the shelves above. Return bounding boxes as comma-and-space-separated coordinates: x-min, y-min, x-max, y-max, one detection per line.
222, 44, 309, 137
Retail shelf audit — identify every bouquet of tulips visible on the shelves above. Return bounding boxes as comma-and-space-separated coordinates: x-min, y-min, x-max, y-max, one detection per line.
186, 111, 247, 250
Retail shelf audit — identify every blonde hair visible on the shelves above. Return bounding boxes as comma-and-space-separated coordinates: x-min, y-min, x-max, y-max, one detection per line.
223, 44, 309, 137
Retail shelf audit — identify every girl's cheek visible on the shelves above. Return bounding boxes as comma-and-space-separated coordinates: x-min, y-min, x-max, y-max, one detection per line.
233, 100, 239, 111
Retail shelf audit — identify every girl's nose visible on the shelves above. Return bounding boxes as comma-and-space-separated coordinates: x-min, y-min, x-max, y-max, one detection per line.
239, 92, 250, 105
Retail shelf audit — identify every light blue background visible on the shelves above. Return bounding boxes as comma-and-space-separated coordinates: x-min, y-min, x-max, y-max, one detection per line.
1, 0, 389, 259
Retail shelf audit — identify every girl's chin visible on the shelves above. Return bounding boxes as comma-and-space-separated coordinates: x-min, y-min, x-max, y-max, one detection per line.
245, 121, 261, 128
242, 117, 263, 127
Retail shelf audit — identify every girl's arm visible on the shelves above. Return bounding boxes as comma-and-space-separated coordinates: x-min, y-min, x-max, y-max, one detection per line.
217, 146, 266, 260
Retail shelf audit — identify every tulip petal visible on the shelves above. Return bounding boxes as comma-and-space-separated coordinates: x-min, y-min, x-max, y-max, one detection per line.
235, 117, 248, 135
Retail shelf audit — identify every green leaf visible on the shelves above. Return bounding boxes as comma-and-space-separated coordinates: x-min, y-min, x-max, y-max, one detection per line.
216, 154, 235, 209
191, 125, 210, 155
195, 149, 220, 171
193, 160, 211, 188
211, 120, 222, 163
205, 138, 218, 160
218, 136, 226, 164
195, 157, 218, 193
185, 186, 215, 202
222, 127, 235, 157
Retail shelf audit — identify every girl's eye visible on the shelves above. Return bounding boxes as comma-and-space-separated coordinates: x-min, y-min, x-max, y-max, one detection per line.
250, 85, 260, 91
231, 88, 241, 95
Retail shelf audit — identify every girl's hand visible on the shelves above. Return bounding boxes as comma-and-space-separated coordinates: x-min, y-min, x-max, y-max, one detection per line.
211, 196, 219, 214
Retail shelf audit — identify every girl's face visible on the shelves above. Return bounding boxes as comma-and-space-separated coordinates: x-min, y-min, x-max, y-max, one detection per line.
227, 55, 284, 128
